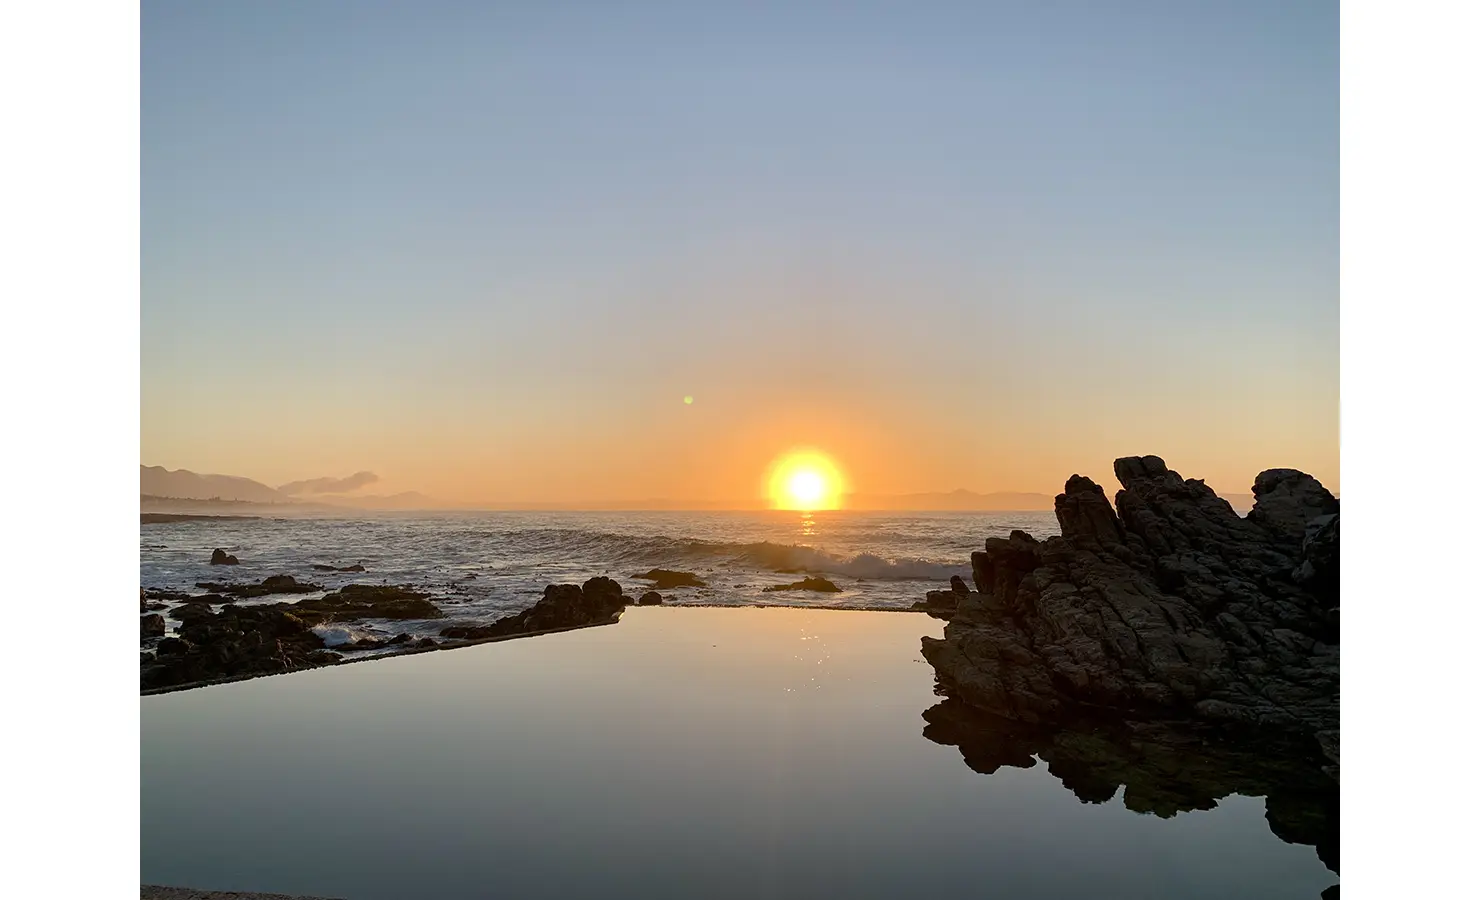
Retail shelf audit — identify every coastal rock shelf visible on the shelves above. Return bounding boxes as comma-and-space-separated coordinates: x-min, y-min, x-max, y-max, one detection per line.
921, 456, 1339, 756
140, 577, 633, 693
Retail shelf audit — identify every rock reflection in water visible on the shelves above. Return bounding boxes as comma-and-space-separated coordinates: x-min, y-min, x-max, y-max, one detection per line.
921, 697, 1339, 895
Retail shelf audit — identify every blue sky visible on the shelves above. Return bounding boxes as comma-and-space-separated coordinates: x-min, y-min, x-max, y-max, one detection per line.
142, 1, 1338, 502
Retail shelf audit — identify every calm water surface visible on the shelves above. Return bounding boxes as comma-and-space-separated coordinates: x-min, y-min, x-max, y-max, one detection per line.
140, 607, 1335, 899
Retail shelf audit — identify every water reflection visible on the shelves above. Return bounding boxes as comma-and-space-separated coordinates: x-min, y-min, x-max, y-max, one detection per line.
799, 511, 816, 536
921, 696, 1339, 893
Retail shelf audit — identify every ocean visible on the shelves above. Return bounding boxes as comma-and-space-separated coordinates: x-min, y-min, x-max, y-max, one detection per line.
139, 509, 1060, 645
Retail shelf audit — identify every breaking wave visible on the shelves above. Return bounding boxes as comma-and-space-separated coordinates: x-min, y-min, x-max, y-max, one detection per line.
483, 528, 965, 581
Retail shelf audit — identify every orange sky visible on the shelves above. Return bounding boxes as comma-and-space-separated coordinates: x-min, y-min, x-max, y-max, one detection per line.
142, 5, 1338, 507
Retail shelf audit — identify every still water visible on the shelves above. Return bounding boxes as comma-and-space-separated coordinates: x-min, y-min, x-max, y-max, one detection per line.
141, 607, 1335, 899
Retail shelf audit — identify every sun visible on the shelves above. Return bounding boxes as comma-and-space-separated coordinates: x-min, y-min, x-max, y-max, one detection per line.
767, 450, 845, 510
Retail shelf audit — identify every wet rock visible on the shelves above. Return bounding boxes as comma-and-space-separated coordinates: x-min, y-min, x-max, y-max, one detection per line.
288, 584, 444, 623
633, 569, 707, 589
209, 548, 240, 566
763, 576, 841, 593
312, 563, 367, 573
921, 456, 1339, 744
637, 591, 664, 606
440, 577, 627, 641
949, 575, 970, 596
142, 588, 192, 603
141, 604, 340, 691
193, 575, 323, 598
141, 613, 165, 639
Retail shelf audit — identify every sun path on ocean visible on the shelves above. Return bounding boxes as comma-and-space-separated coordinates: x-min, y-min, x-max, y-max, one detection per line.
767, 450, 846, 510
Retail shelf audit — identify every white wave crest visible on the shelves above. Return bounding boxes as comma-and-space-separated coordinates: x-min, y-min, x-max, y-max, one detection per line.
312, 624, 379, 647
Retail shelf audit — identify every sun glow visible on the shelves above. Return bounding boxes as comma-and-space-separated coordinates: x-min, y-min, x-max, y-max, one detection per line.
767, 450, 845, 510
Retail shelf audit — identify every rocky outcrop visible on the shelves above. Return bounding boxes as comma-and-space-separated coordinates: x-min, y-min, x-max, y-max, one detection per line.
763, 576, 842, 593
140, 605, 341, 690
922, 697, 1338, 887
209, 548, 240, 566
440, 577, 627, 641
140, 583, 452, 690
633, 569, 707, 589
637, 591, 664, 606
921, 456, 1338, 746
312, 563, 367, 573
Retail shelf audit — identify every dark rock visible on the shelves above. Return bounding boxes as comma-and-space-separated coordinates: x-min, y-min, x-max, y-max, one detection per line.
949, 575, 970, 596
193, 575, 324, 598
1293, 514, 1339, 609
141, 614, 165, 639
145, 602, 168, 611
922, 697, 1338, 877
440, 578, 627, 640
637, 591, 664, 606
287, 584, 444, 623
156, 637, 191, 656
142, 588, 192, 602
168, 603, 216, 622
141, 604, 340, 691
209, 548, 240, 566
413, 637, 437, 648
922, 456, 1339, 745
633, 569, 707, 589
313, 563, 367, 573
910, 589, 961, 620
763, 576, 841, 593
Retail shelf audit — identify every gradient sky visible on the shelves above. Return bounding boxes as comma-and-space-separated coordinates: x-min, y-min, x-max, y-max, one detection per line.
142, 1, 1338, 505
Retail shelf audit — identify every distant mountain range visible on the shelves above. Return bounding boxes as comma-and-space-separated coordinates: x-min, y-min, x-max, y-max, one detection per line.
140, 465, 287, 504
140, 466, 435, 511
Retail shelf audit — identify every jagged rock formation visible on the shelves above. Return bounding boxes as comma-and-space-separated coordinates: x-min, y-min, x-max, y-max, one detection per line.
921, 456, 1339, 752
209, 548, 239, 565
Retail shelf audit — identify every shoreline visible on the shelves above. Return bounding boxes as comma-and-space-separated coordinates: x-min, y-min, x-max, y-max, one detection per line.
140, 603, 931, 696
